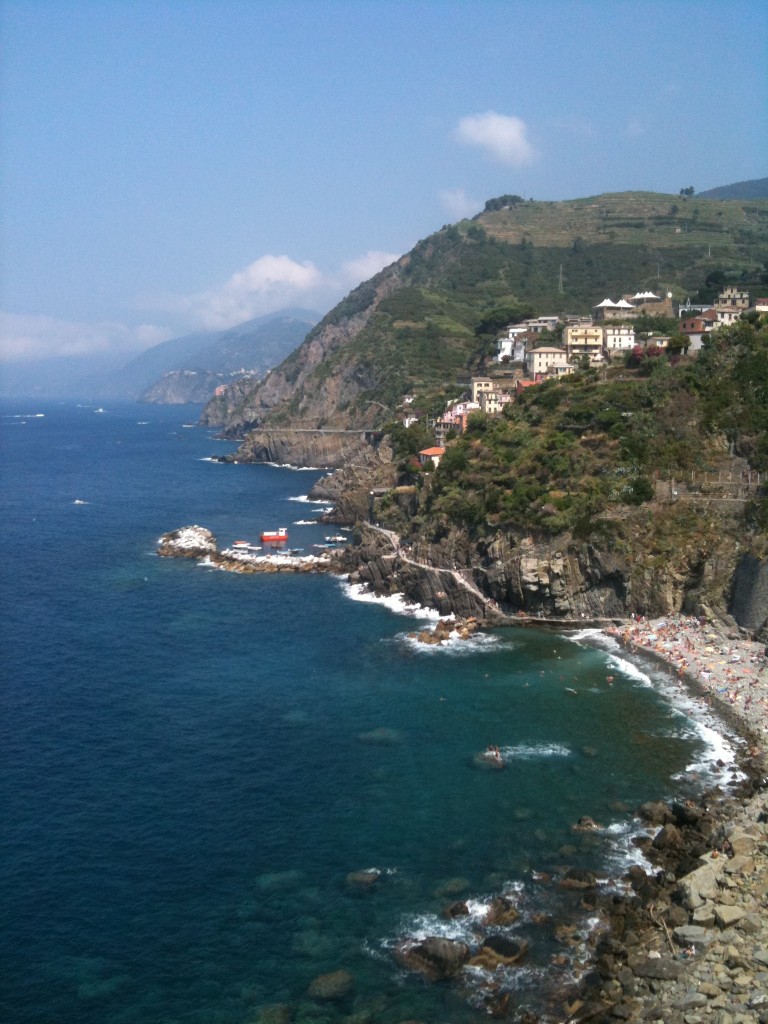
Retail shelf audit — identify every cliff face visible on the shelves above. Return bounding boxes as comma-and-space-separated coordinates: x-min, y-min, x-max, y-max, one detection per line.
730, 555, 768, 640
346, 504, 757, 630
199, 264, 405, 434
228, 428, 378, 470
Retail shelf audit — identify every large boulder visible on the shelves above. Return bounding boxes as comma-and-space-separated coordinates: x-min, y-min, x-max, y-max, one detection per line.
157, 525, 217, 559
393, 936, 471, 981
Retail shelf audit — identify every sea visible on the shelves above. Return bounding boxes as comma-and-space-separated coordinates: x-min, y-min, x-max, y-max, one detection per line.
0, 400, 746, 1024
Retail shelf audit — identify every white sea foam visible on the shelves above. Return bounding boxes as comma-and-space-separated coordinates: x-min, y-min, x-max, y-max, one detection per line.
567, 627, 607, 643
293, 519, 317, 525
671, 715, 744, 787
606, 653, 653, 686
198, 456, 224, 462
400, 629, 500, 655
338, 579, 442, 621
601, 819, 654, 877
265, 461, 323, 471
574, 629, 745, 790
3, 412, 45, 419
500, 743, 571, 760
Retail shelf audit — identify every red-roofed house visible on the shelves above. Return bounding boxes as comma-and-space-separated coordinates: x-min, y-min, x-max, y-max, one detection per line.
680, 309, 718, 351
418, 447, 446, 469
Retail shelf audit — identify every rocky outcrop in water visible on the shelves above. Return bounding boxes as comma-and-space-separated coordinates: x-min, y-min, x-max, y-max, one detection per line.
156, 525, 217, 558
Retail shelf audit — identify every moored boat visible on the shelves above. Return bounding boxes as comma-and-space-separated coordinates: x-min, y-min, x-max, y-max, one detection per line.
260, 527, 289, 543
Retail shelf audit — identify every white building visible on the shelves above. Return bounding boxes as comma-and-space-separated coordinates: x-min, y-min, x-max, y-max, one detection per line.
495, 325, 528, 362
604, 324, 636, 355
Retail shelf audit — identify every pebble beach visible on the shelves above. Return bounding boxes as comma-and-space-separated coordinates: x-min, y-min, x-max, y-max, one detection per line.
609, 616, 768, 747
577, 617, 768, 1024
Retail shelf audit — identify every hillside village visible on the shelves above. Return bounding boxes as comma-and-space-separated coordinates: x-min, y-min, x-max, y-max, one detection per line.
408, 285, 767, 465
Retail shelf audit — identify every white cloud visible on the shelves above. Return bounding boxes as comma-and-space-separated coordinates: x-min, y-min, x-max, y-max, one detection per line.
162, 255, 327, 330
338, 250, 400, 288
2, 249, 406, 364
0, 312, 173, 363
455, 111, 537, 166
439, 188, 482, 220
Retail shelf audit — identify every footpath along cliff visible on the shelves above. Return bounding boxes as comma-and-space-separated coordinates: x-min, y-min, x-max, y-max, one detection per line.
341, 512, 768, 642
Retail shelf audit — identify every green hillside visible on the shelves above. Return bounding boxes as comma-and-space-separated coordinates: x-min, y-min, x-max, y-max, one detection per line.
478, 191, 768, 256
412, 319, 768, 539
204, 191, 768, 432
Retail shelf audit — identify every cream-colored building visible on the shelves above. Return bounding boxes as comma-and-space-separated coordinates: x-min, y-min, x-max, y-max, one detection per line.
717, 286, 750, 310
479, 390, 512, 415
526, 346, 570, 378
565, 325, 605, 363
471, 376, 494, 404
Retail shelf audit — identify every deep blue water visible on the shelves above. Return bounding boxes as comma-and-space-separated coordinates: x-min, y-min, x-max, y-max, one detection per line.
0, 401, 740, 1023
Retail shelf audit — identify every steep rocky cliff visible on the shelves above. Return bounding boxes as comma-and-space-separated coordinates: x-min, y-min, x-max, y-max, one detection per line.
346, 503, 759, 630
200, 264, 405, 434
227, 428, 382, 472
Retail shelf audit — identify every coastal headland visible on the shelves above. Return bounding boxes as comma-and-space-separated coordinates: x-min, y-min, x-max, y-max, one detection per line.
158, 517, 768, 1021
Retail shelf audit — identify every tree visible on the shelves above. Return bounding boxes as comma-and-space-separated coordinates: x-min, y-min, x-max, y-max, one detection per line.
390, 421, 434, 460
483, 194, 524, 212
667, 333, 690, 356
474, 304, 534, 339
679, 186, 695, 197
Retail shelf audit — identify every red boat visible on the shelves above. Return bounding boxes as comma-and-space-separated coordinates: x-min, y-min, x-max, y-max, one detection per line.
260, 527, 288, 543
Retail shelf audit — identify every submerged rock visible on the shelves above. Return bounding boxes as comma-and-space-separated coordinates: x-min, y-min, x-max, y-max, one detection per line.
469, 935, 528, 970
346, 868, 381, 889
482, 896, 520, 927
306, 968, 354, 1001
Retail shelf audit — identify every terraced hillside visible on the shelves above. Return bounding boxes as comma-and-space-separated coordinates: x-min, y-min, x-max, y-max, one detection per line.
479, 192, 768, 264
201, 191, 768, 435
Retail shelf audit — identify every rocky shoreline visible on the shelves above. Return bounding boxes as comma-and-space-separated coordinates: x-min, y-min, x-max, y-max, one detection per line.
557, 617, 768, 1024
158, 519, 768, 1022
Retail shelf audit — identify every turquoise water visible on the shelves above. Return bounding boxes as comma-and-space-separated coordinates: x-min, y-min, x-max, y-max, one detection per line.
0, 402, 739, 1023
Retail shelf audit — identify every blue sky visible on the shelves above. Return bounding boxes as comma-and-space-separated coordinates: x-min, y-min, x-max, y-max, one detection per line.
1, 0, 766, 365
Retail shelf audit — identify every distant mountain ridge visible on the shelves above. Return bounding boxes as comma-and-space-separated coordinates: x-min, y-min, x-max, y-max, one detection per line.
1, 309, 319, 401
697, 177, 768, 200
127, 309, 318, 403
